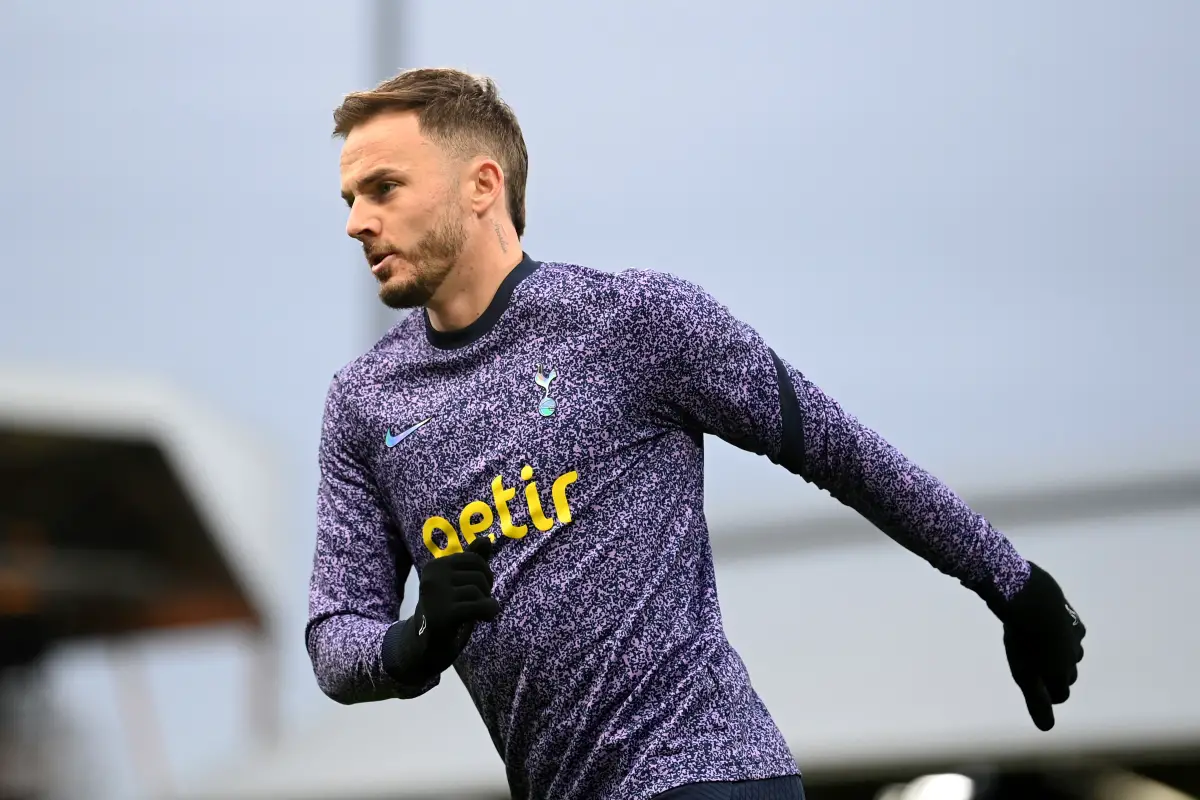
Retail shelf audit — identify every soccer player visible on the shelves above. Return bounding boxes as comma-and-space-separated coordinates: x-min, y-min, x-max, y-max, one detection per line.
307, 68, 1086, 800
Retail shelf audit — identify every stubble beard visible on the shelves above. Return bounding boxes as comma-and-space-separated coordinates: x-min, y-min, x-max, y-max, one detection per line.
375, 204, 468, 310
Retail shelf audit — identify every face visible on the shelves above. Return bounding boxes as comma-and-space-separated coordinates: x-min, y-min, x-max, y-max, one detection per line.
339, 111, 467, 309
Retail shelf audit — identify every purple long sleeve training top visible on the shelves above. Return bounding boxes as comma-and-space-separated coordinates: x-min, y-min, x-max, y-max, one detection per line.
306, 254, 1030, 800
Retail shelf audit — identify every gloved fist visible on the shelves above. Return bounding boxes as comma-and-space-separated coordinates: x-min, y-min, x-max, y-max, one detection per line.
415, 535, 501, 666
382, 536, 500, 687
991, 562, 1085, 731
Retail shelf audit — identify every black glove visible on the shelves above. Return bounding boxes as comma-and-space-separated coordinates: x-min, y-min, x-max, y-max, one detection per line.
987, 562, 1085, 731
382, 536, 500, 688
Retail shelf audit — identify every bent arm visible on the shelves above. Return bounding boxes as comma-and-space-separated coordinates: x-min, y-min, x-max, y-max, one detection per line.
306, 375, 439, 703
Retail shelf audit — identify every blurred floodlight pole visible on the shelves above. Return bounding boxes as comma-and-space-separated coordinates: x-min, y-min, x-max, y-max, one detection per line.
368, 0, 407, 342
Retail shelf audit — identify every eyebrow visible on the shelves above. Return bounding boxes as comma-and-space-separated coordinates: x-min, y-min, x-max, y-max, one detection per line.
340, 168, 406, 207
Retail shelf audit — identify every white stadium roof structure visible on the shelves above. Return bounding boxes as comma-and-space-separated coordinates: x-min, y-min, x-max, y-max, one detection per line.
0, 366, 282, 663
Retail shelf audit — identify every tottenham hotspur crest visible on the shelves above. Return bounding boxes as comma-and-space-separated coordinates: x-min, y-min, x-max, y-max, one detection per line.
534, 364, 558, 417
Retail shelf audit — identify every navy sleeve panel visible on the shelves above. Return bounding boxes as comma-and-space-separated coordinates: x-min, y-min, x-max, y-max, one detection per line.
769, 348, 806, 476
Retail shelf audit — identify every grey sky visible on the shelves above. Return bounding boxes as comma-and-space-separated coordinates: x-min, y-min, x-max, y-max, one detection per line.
2, 1, 1197, 796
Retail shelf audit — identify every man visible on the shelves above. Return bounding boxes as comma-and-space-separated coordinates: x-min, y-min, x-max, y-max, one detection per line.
307, 68, 1085, 800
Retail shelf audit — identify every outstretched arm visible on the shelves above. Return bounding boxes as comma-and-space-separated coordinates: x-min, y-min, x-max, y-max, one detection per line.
626, 268, 1084, 729
769, 355, 1030, 601
626, 268, 1026, 600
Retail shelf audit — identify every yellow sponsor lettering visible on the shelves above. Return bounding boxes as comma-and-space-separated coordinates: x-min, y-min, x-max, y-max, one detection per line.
551, 471, 578, 524
458, 501, 494, 545
521, 464, 554, 532
424, 467, 578, 558
422, 516, 462, 557
491, 474, 527, 540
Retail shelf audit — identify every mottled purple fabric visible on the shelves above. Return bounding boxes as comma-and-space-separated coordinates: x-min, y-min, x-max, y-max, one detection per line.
306, 258, 1029, 800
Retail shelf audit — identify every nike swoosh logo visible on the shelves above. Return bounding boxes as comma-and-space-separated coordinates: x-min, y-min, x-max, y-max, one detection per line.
385, 417, 434, 448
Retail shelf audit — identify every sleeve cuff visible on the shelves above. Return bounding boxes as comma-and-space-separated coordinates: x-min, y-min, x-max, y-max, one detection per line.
381, 618, 441, 699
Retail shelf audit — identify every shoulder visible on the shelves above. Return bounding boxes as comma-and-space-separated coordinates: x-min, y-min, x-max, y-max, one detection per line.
323, 313, 425, 437
332, 312, 424, 393
527, 261, 737, 358
612, 267, 717, 318
530, 260, 716, 320
520, 260, 624, 307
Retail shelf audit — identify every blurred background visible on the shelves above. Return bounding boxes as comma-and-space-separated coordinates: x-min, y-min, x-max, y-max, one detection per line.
2, 1, 1198, 798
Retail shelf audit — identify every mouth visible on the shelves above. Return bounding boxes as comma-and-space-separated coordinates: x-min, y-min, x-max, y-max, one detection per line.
369, 252, 398, 276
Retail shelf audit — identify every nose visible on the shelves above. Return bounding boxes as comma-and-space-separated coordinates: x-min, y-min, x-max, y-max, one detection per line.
345, 199, 381, 241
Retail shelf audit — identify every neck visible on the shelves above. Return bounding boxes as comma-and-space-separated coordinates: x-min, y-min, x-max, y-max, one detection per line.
425, 229, 522, 332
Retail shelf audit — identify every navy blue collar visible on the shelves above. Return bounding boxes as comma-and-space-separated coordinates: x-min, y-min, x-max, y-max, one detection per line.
424, 252, 539, 350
